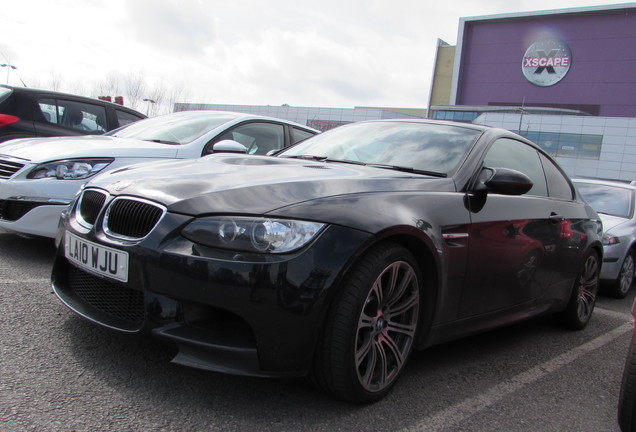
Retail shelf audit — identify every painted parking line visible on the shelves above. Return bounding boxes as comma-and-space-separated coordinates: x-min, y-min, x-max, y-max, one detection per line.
401, 307, 633, 432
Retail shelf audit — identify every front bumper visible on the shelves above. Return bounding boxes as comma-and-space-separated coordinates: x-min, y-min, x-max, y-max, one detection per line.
0, 199, 71, 238
0, 177, 79, 237
600, 243, 630, 282
51, 213, 371, 377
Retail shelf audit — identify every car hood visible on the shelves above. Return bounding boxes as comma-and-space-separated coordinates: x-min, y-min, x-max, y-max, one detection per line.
0, 135, 179, 162
597, 213, 630, 232
88, 154, 455, 215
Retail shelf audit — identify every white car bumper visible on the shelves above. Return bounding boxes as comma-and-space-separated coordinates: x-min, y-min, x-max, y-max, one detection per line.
0, 178, 81, 238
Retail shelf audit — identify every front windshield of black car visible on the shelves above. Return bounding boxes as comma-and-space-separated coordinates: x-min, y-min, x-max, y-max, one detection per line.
107, 112, 239, 144
575, 182, 635, 218
279, 121, 481, 175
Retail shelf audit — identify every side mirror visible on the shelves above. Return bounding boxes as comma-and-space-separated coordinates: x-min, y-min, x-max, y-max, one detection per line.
474, 167, 533, 196
211, 140, 248, 154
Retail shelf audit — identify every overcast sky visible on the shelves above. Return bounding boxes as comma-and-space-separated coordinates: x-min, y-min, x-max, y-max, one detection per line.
1, 0, 632, 110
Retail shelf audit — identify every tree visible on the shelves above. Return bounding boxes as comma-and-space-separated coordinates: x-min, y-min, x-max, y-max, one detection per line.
123, 71, 147, 111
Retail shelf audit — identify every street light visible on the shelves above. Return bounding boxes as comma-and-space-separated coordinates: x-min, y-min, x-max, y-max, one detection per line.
143, 98, 156, 116
0, 64, 17, 85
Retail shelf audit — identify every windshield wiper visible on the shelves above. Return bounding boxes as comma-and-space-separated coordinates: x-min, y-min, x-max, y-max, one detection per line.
365, 163, 447, 177
285, 155, 446, 176
285, 155, 329, 161
146, 139, 180, 145
284, 155, 365, 165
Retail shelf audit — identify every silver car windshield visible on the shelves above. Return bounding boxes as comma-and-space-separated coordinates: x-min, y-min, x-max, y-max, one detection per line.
576, 182, 635, 218
107, 112, 240, 145
280, 121, 481, 175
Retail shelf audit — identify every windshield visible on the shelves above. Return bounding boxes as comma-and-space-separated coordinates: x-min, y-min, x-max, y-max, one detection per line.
575, 182, 634, 218
279, 121, 481, 175
107, 111, 240, 144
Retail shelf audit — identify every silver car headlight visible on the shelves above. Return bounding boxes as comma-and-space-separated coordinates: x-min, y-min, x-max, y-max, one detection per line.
27, 158, 114, 180
182, 216, 325, 253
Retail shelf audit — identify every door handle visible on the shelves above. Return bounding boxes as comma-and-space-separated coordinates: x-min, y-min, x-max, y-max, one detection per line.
549, 213, 565, 223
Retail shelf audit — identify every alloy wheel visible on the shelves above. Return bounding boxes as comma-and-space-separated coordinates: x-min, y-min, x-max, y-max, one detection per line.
619, 253, 636, 296
576, 253, 600, 322
355, 260, 419, 393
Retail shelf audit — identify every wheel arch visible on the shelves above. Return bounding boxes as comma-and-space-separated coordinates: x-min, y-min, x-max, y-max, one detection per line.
348, 227, 441, 347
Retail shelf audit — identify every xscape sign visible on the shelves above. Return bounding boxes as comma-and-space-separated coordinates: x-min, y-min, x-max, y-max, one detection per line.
522, 38, 572, 86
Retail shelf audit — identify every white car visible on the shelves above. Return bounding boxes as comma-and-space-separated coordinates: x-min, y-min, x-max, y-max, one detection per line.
0, 110, 318, 238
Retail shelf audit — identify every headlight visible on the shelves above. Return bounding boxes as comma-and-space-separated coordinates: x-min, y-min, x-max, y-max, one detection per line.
602, 233, 620, 246
27, 158, 114, 180
182, 217, 325, 253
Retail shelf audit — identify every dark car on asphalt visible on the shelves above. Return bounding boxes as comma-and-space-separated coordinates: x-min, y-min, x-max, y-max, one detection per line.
0, 85, 146, 143
51, 119, 603, 403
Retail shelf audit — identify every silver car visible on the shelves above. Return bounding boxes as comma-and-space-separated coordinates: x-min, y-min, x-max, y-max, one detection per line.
574, 178, 636, 298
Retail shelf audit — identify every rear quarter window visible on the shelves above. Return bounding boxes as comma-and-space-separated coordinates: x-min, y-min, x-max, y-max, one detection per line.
0, 87, 13, 104
116, 109, 145, 128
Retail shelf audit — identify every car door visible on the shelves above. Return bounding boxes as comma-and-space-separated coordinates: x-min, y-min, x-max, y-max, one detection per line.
34, 98, 108, 136
459, 138, 563, 318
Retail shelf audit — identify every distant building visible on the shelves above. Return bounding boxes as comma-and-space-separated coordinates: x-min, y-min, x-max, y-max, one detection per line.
179, 4, 636, 181
435, 3, 636, 118
428, 3, 636, 181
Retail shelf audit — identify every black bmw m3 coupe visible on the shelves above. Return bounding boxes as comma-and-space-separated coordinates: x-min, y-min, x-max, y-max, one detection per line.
51, 119, 603, 403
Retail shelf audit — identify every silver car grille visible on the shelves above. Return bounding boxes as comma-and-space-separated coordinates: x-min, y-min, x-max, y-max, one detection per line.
0, 156, 27, 179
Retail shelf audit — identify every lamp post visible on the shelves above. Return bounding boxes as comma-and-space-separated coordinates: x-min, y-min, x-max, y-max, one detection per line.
0, 64, 17, 85
143, 98, 156, 116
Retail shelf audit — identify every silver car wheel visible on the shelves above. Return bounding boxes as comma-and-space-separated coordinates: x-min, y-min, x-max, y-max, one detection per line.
618, 252, 636, 296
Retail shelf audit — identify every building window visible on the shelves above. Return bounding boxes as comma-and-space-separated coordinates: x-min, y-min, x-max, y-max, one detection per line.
432, 111, 480, 123
520, 131, 603, 160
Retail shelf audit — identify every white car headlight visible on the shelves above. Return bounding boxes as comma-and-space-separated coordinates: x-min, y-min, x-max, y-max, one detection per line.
182, 217, 325, 253
27, 159, 114, 180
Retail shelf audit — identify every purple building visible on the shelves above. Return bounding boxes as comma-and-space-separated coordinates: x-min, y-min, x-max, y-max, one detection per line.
450, 4, 636, 118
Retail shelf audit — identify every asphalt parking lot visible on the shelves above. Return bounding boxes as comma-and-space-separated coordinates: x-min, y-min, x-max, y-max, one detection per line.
0, 230, 633, 432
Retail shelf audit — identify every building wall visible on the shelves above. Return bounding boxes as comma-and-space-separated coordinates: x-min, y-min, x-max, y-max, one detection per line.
475, 112, 636, 181
428, 40, 456, 107
452, 4, 636, 117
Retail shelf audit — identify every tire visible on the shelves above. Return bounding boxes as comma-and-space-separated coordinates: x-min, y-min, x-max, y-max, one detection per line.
310, 243, 422, 403
561, 250, 600, 330
608, 251, 636, 299
619, 338, 636, 432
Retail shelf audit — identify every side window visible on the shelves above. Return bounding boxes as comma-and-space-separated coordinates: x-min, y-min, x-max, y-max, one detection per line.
116, 109, 144, 128
292, 127, 315, 144
57, 100, 107, 133
539, 153, 574, 200
483, 138, 548, 197
38, 99, 59, 123
206, 122, 285, 155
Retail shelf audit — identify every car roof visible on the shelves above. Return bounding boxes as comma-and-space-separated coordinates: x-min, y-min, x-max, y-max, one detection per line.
0, 85, 145, 115
573, 177, 636, 189
360, 117, 491, 131
170, 109, 320, 132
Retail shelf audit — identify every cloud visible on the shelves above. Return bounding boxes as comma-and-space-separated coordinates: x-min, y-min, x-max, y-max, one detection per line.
0, 0, 629, 108
124, 0, 218, 56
